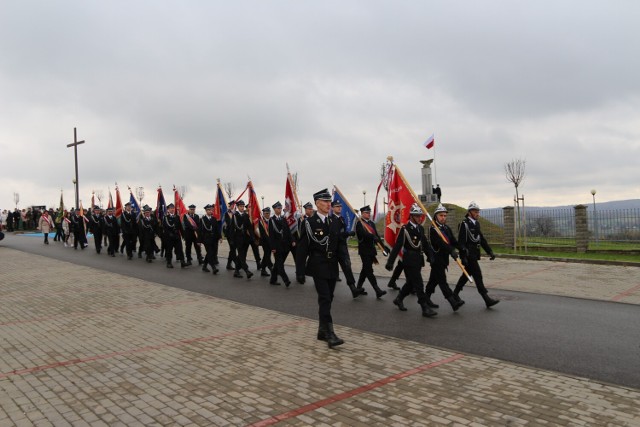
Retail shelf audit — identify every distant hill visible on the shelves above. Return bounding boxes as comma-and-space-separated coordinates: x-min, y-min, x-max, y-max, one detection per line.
485, 199, 640, 211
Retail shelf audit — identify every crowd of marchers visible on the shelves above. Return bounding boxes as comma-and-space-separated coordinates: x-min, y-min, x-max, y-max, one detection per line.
2, 194, 500, 350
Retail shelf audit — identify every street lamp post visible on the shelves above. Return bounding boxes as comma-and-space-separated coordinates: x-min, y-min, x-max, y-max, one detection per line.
13, 192, 19, 209
591, 189, 598, 246
261, 196, 264, 209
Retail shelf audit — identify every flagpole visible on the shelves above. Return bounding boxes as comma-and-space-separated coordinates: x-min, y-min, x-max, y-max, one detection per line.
433, 134, 437, 187
393, 163, 472, 282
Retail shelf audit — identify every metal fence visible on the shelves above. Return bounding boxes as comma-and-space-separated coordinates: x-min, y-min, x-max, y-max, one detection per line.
588, 208, 640, 249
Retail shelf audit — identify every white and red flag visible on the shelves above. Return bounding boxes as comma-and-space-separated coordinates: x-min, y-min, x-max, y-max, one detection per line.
423, 134, 435, 150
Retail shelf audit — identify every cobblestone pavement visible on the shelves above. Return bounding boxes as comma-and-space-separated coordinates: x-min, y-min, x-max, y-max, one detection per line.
1, 247, 639, 426
215, 245, 640, 305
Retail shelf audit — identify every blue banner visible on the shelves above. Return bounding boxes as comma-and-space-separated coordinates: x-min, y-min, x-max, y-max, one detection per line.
332, 187, 357, 232
129, 193, 141, 218
216, 184, 228, 234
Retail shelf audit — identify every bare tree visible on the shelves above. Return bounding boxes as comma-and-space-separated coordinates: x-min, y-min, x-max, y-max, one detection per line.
223, 182, 235, 199
505, 158, 527, 251
505, 158, 526, 202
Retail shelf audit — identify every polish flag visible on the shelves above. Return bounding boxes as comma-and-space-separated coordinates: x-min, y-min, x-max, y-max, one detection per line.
423, 134, 435, 150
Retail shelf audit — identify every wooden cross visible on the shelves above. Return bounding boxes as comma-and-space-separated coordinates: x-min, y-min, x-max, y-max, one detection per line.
66, 127, 85, 209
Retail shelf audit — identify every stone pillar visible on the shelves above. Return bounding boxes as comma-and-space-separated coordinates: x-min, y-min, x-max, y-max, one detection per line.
420, 160, 434, 196
503, 206, 515, 250
574, 204, 588, 253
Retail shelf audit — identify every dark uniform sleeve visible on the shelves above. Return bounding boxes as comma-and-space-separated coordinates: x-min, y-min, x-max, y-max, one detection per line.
386, 227, 406, 269
295, 219, 309, 279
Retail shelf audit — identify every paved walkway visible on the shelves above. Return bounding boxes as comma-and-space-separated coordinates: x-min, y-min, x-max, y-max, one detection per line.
217, 245, 640, 305
1, 246, 639, 426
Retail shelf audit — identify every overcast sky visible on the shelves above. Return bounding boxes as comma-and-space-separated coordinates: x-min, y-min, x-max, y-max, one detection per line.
1, 1, 639, 212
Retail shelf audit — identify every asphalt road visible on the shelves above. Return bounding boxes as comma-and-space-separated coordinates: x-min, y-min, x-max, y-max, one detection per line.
4, 233, 640, 389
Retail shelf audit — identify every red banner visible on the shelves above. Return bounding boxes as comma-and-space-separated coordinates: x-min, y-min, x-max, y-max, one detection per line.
115, 186, 123, 218
284, 173, 298, 233
247, 181, 262, 236
384, 165, 420, 249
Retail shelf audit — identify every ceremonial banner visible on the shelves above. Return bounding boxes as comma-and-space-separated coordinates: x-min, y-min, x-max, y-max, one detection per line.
128, 190, 141, 218
384, 164, 421, 249
214, 181, 227, 234
115, 185, 123, 218
284, 173, 299, 233
56, 191, 64, 223
331, 185, 357, 232
247, 180, 262, 236
107, 189, 114, 209
156, 187, 166, 222
174, 187, 198, 230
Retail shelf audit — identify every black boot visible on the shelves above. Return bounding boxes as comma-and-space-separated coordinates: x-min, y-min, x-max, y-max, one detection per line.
447, 296, 464, 312
317, 322, 328, 341
425, 294, 439, 308
245, 270, 253, 279
482, 293, 500, 308
260, 269, 270, 277
181, 261, 188, 268
233, 271, 243, 278
421, 303, 438, 318
372, 282, 387, 299
453, 283, 465, 303
325, 323, 344, 348
202, 265, 211, 272
212, 265, 219, 274
387, 281, 400, 290
347, 282, 364, 299
393, 296, 407, 311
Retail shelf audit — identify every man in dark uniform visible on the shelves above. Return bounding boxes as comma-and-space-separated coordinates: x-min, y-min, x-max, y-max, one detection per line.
138, 206, 157, 263
258, 207, 273, 277
183, 204, 203, 266
103, 206, 120, 257
331, 200, 364, 298
385, 203, 437, 317
355, 205, 387, 299
88, 206, 103, 254
228, 200, 254, 278
454, 202, 500, 308
268, 202, 292, 287
163, 203, 187, 268
199, 204, 220, 274
296, 189, 344, 349
121, 202, 137, 260
424, 204, 465, 311
72, 208, 88, 249
247, 203, 262, 270
223, 201, 237, 271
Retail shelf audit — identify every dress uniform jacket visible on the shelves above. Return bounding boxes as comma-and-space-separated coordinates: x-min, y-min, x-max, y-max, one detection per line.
295, 213, 340, 280
457, 216, 493, 260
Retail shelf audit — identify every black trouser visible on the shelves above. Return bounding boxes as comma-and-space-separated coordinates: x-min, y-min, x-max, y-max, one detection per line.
397, 264, 427, 307
390, 260, 404, 283
54, 225, 63, 241
314, 276, 337, 324
250, 240, 261, 267
202, 235, 216, 268
271, 250, 289, 284
164, 235, 184, 263
227, 242, 237, 269
43, 232, 49, 244
122, 232, 136, 258
337, 245, 356, 285
357, 254, 379, 289
234, 242, 250, 273
455, 258, 488, 294
424, 264, 454, 298
260, 245, 273, 271
74, 229, 87, 248
184, 236, 202, 262
107, 232, 119, 255
93, 230, 103, 252
142, 235, 155, 260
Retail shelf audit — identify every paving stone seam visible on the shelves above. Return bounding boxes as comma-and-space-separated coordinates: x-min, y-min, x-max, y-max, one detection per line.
0, 319, 305, 380
610, 282, 640, 302
0, 298, 201, 327
247, 353, 465, 427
